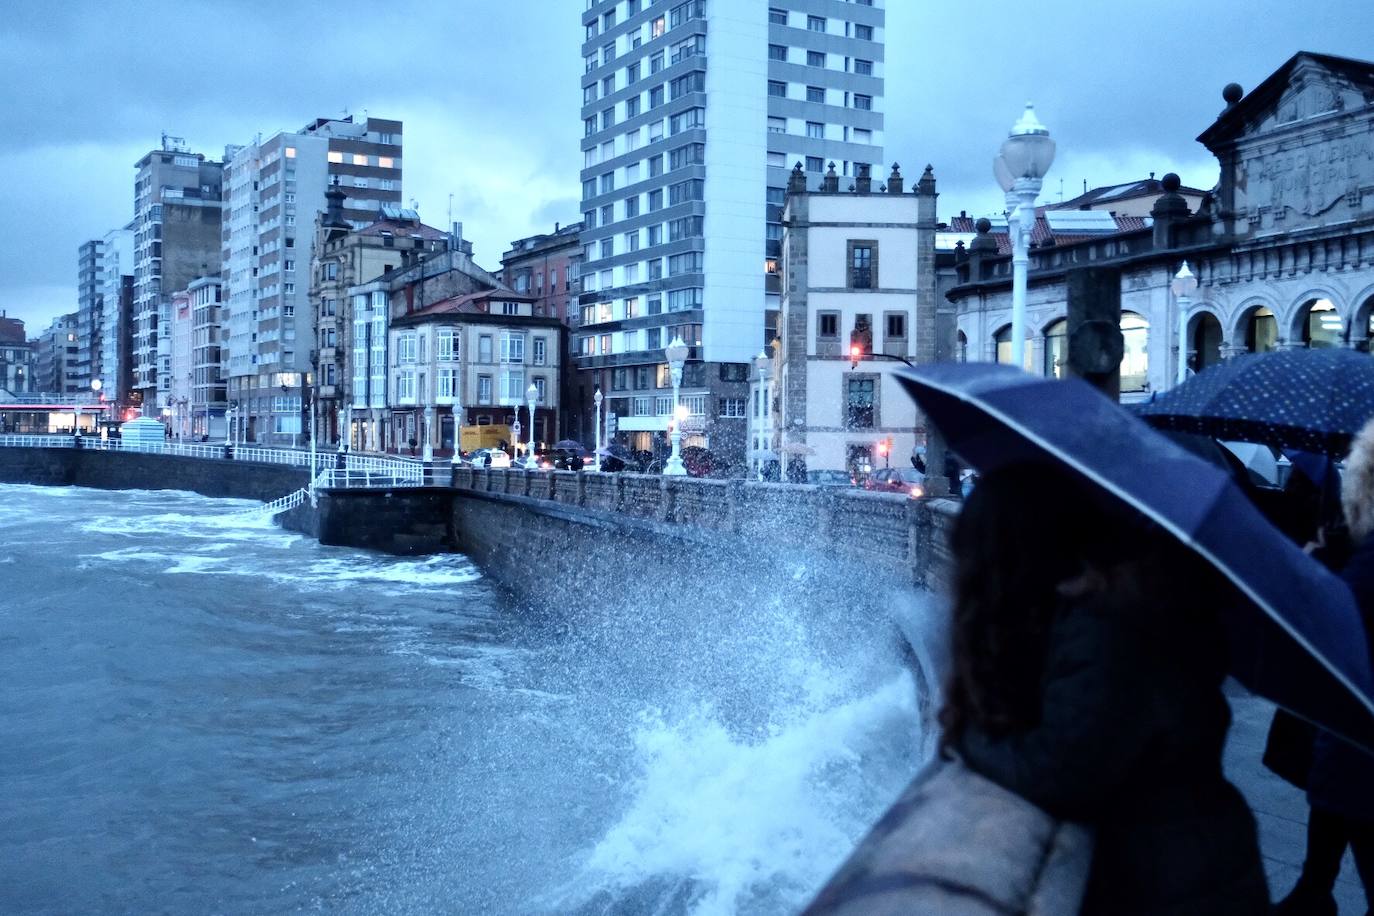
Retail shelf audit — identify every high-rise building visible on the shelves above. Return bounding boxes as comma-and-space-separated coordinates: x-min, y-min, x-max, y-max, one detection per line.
34, 313, 81, 394
77, 240, 105, 388
221, 115, 402, 445
576, 0, 884, 462
132, 137, 224, 414
98, 224, 135, 413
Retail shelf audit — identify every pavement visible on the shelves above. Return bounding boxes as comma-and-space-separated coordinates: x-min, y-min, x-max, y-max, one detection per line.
1225, 685, 1366, 912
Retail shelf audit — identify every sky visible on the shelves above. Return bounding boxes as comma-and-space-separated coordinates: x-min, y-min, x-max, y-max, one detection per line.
3, 0, 1373, 334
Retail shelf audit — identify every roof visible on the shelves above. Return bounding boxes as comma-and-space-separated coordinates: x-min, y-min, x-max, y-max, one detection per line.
1198, 51, 1374, 149
354, 217, 448, 241
390, 289, 560, 329
1050, 176, 1209, 211
945, 212, 1150, 256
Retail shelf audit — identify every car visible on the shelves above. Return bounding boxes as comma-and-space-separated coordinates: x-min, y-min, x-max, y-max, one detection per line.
468, 448, 511, 469
806, 469, 857, 488
865, 467, 926, 498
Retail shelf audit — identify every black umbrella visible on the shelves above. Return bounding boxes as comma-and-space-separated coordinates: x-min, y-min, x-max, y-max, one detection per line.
896, 361, 1374, 753
1136, 347, 1374, 457
553, 439, 588, 455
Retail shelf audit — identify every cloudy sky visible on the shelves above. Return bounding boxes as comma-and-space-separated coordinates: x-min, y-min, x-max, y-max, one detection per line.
3, 0, 1372, 333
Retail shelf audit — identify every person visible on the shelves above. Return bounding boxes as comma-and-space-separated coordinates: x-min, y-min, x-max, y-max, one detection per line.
482, 451, 492, 469
943, 463, 1269, 915
568, 452, 584, 472
1278, 424, 1374, 914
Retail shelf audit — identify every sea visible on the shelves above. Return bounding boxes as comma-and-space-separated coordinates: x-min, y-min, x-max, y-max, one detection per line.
0, 483, 931, 915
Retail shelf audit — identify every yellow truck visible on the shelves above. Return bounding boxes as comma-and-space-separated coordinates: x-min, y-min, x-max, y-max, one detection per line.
459, 424, 513, 454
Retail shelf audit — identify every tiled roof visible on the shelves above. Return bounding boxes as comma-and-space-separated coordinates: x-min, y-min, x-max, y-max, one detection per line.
354, 218, 449, 241
946, 213, 1151, 255
1051, 177, 1208, 211
394, 289, 540, 323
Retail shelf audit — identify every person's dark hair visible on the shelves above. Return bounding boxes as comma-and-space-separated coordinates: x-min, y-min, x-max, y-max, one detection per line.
939, 463, 1133, 753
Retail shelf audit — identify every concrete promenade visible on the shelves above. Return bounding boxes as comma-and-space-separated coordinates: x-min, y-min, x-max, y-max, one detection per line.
1226, 687, 1365, 912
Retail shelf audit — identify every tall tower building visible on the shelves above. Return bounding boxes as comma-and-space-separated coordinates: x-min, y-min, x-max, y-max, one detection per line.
576, 0, 884, 461
131, 138, 224, 413
77, 239, 105, 389
221, 115, 402, 445
98, 224, 135, 413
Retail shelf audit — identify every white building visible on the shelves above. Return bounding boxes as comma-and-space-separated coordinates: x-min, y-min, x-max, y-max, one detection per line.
577, 0, 885, 465
97, 224, 134, 412
221, 116, 403, 445
775, 163, 942, 476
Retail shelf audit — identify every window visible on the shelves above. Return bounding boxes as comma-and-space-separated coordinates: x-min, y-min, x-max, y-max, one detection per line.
651, 17, 666, 39
600, 203, 614, 225
806, 121, 825, 139
667, 288, 702, 311
668, 216, 703, 240
627, 61, 640, 84
437, 328, 459, 361
769, 44, 787, 61
626, 230, 641, 252
1120, 312, 1150, 392
885, 313, 907, 340
1044, 319, 1067, 378
669, 252, 703, 275
625, 96, 641, 119
438, 368, 457, 399
670, 35, 705, 64
648, 154, 664, 177
648, 296, 663, 315
849, 242, 875, 289
854, 58, 873, 76
853, 94, 873, 111
650, 85, 665, 108
625, 195, 640, 218
649, 189, 664, 211
612, 368, 628, 390
719, 398, 746, 418
601, 107, 615, 130
807, 50, 825, 68
670, 71, 705, 99
766, 186, 786, 205
478, 334, 493, 363
647, 224, 663, 246
769, 7, 787, 24
818, 311, 840, 339
397, 333, 418, 363
854, 128, 872, 144
806, 155, 824, 172
600, 238, 615, 260
807, 86, 825, 104
500, 333, 525, 364
397, 369, 416, 403
584, 84, 597, 105
648, 258, 663, 279
670, 0, 705, 27
669, 142, 705, 169
647, 327, 662, 349
668, 179, 703, 204
846, 377, 875, 428
855, 24, 873, 41
602, 42, 616, 65
327, 151, 344, 164
721, 363, 750, 382
807, 15, 826, 32
478, 375, 493, 404
599, 334, 612, 355
669, 107, 704, 134
650, 50, 664, 73
768, 80, 787, 98
768, 116, 786, 134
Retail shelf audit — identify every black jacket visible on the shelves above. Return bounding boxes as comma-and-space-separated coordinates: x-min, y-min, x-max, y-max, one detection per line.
958, 594, 1269, 915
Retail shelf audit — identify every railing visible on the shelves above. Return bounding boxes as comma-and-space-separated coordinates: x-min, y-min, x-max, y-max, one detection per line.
0, 435, 430, 490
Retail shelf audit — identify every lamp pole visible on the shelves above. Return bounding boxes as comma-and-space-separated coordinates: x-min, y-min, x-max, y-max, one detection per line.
526, 380, 539, 466
664, 335, 689, 476
592, 386, 603, 471
994, 103, 1056, 370
753, 349, 771, 481
422, 404, 434, 462
1172, 261, 1198, 384
90, 379, 103, 440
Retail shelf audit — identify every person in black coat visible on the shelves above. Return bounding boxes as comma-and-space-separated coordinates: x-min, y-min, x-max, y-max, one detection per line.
943, 463, 1269, 915
1279, 421, 1374, 913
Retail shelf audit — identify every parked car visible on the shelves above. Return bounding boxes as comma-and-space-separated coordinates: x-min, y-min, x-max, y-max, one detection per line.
468, 448, 512, 469
806, 469, 858, 488
865, 467, 926, 498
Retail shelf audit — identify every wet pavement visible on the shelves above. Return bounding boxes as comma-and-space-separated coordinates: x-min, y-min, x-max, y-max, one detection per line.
1226, 686, 1365, 912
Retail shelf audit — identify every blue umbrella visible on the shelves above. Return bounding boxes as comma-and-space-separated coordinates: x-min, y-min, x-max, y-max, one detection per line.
1136, 347, 1374, 457
896, 361, 1374, 753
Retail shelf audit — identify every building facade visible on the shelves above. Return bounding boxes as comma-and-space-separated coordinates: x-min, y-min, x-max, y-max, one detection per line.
132, 138, 224, 414
0, 314, 35, 395
34, 313, 80, 395
97, 225, 135, 413
576, 0, 885, 465
221, 116, 403, 445
76, 239, 105, 389
946, 53, 1374, 400
387, 290, 563, 456
167, 286, 195, 438
776, 163, 944, 476
501, 222, 584, 323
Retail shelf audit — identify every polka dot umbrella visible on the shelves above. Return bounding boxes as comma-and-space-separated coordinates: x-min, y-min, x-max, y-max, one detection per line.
1136, 348, 1374, 458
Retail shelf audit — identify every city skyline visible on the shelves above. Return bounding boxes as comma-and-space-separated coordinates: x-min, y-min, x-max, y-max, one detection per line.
3, 0, 1373, 333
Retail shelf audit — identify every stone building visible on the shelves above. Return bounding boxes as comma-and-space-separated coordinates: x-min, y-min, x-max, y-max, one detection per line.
386, 290, 563, 456
0, 314, 35, 395
309, 191, 448, 445
947, 52, 1374, 396
774, 162, 950, 476
34, 313, 80, 395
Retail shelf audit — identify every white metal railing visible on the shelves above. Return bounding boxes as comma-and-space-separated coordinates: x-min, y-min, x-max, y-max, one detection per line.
0, 435, 430, 490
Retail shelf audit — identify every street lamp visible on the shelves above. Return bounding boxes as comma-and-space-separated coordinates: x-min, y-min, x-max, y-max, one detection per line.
91, 379, 103, 439
664, 334, 689, 476
994, 102, 1056, 370
592, 386, 603, 471
753, 349, 771, 481
526, 380, 539, 465
1172, 261, 1199, 384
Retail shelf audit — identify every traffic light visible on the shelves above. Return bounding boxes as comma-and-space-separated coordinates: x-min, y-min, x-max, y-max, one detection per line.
876, 439, 889, 457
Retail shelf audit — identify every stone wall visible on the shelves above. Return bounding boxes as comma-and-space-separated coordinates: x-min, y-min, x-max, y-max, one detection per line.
0, 446, 308, 502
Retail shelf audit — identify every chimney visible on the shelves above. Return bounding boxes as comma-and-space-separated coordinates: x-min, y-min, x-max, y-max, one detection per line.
855, 163, 872, 194
886, 163, 904, 194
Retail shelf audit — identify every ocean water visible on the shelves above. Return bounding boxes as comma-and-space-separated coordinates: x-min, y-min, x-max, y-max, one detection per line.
0, 483, 931, 915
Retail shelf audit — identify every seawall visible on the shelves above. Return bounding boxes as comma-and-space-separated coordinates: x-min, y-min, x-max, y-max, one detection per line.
0, 446, 310, 502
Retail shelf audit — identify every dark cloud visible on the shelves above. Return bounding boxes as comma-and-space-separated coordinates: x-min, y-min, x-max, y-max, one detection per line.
3, 0, 1372, 332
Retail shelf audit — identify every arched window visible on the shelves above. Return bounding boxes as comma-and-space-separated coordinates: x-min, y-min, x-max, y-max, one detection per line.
1302, 299, 1342, 348
956, 330, 968, 363
1043, 319, 1068, 378
1190, 313, 1223, 373
1245, 307, 1278, 353
1120, 312, 1149, 392
994, 325, 1013, 365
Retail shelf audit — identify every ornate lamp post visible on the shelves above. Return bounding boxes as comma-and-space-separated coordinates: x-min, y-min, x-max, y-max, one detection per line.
1172, 262, 1199, 384
753, 349, 771, 481
422, 405, 435, 462
526, 380, 539, 465
592, 386, 603, 471
994, 103, 1056, 370
663, 334, 689, 476
90, 379, 102, 439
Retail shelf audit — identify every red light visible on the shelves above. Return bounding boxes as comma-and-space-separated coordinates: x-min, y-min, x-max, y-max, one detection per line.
850, 344, 862, 360
877, 441, 889, 455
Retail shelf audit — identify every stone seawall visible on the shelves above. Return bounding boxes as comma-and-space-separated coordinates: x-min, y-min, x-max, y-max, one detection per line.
0, 446, 310, 502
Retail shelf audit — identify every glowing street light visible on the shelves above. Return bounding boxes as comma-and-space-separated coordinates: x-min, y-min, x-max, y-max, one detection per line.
994, 103, 1056, 370
663, 335, 689, 476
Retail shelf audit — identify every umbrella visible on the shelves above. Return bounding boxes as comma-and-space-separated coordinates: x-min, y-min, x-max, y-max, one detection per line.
1220, 441, 1279, 486
553, 439, 588, 455
895, 361, 1374, 753
1136, 347, 1374, 457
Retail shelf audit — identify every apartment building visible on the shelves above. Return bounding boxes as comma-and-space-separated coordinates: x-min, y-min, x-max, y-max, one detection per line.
34, 313, 80, 394
577, 0, 884, 464
221, 115, 402, 445
0, 314, 35, 395
131, 138, 224, 413
76, 240, 104, 389
98, 225, 136, 414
